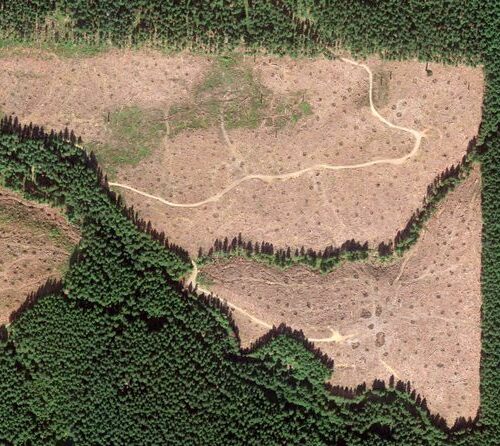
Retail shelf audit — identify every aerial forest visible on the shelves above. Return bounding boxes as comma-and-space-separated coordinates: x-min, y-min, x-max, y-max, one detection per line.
0, 1, 498, 445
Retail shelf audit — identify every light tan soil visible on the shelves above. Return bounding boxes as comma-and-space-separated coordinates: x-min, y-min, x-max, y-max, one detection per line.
0, 187, 79, 324
116, 55, 482, 255
0, 50, 483, 421
201, 167, 482, 423
0, 50, 483, 255
0, 49, 210, 144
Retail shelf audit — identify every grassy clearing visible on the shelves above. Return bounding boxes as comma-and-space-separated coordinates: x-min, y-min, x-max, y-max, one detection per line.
0, 37, 113, 59
168, 54, 313, 136
272, 91, 313, 129
196, 272, 215, 288
90, 106, 166, 177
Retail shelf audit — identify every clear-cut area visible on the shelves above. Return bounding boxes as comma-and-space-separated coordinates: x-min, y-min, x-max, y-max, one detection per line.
201, 167, 482, 423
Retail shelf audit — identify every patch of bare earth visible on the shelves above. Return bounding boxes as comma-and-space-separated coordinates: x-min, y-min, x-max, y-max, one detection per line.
0, 50, 483, 422
0, 50, 483, 255
0, 49, 210, 144
0, 188, 79, 324
201, 167, 482, 423
116, 56, 482, 255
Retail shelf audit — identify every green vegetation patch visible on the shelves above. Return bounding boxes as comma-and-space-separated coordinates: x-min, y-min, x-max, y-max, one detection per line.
250, 334, 331, 385
271, 91, 313, 129
195, 271, 214, 288
90, 106, 166, 177
168, 54, 312, 137
0, 37, 111, 59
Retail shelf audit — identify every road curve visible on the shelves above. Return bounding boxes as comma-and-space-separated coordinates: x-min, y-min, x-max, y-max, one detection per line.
109, 57, 425, 208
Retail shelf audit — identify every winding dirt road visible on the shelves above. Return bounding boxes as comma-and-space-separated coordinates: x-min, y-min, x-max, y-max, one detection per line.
108, 57, 426, 208
106, 56, 430, 345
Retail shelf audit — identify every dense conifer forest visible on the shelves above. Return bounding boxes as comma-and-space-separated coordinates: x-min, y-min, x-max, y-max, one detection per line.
0, 1, 498, 444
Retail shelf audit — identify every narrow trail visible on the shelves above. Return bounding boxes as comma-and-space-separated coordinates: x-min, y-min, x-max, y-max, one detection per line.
186, 261, 272, 329
186, 261, 353, 343
109, 57, 426, 208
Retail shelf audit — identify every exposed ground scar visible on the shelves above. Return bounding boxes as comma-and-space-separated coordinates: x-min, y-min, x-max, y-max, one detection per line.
186, 260, 353, 343
108, 58, 426, 208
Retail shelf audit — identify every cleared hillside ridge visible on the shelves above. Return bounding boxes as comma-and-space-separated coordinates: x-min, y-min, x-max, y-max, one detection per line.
198, 166, 482, 423
194, 146, 474, 273
0, 49, 484, 255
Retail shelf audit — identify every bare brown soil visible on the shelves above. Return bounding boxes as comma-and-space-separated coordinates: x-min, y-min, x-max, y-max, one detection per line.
0, 49, 209, 144
115, 56, 482, 255
201, 167, 482, 423
0, 50, 483, 422
0, 187, 79, 324
0, 50, 483, 255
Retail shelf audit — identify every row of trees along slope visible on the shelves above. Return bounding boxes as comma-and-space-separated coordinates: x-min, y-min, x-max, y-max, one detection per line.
198, 146, 475, 273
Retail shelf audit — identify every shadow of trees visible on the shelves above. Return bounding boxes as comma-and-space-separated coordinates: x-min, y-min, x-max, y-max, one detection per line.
8, 277, 63, 324
201, 136, 477, 271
